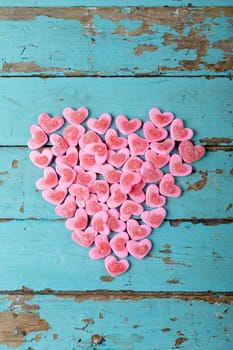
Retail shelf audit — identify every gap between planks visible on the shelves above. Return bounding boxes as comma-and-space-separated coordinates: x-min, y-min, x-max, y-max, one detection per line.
1, 288, 233, 304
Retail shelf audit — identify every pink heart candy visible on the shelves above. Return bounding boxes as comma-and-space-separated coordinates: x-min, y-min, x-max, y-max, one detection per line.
65, 208, 88, 231
89, 235, 111, 260
169, 154, 192, 177
86, 195, 108, 216
120, 200, 143, 221
28, 125, 48, 150
79, 130, 102, 148
79, 149, 102, 173
107, 209, 126, 232
105, 128, 128, 149
74, 166, 96, 186
146, 184, 166, 208
145, 150, 170, 169
150, 138, 175, 155
50, 134, 68, 156
42, 186, 67, 205
107, 184, 127, 208
141, 208, 166, 228
104, 255, 129, 276
102, 164, 122, 184
128, 181, 145, 203
30, 149, 53, 168
149, 107, 174, 128
159, 173, 181, 198
143, 121, 168, 142
55, 195, 77, 218
110, 232, 129, 258
84, 142, 108, 164
36, 166, 58, 190
178, 140, 206, 163
38, 113, 64, 134
170, 118, 193, 141
116, 115, 141, 135
72, 227, 96, 247
108, 148, 130, 168
122, 156, 143, 172
63, 107, 89, 125
56, 147, 78, 167
91, 211, 110, 236
87, 113, 112, 134
140, 162, 163, 183
120, 171, 141, 194
63, 125, 85, 147
128, 134, 149, 156
56, 164, 76, 189
126, 239, 152, 259
69, 183, 89, 208
127, 219, 151, 240
90, 180, 109, 203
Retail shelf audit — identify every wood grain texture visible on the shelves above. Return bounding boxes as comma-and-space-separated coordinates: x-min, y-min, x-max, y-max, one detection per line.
0, 220, 232, 291
0, 148, 232, 220
0, 7, 232, 76
0, 77, 232, 146
0, 294, 232, 349
1, 0, 233, 6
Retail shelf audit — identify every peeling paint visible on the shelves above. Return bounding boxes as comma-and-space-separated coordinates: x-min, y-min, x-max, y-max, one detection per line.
11, 159, 19, 169
159, 244, 172, 254
162, 257, 187, 266
100, 275, 114, 282
200, 137, 232, 146
19, 204, 24, 214
3, 61, 64, 73
187, 171, 208, 191
134, 44, 158, 56
226, 203, 232, 211
161, 328, 171, 332
215, 169, 224, 174
0, 180, 3, 186
0, 171, 8, 175
167, 279, 180, 284
230, 168, 233, 176
91, 334, 105, 345
175, 336, 188, 346
170, 218, 233, 226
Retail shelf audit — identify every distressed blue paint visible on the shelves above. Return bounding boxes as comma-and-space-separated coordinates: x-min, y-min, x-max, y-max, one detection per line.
0, 9, 232, 76
0, 77, 232, 146
0, 148, 232, 219
0, 295, 232, 350
0, 0, 232, 6
0, 220, 232, 291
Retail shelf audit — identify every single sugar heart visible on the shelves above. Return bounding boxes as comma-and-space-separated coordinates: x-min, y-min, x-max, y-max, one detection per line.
126, 239, 152, 259
170, 118, 193, 141
141, 208, 166, 228
149, 107, 174, 128
29, 105, 205, 276
178, 140, 206, 163
63, 107, 89, 125
104, 255, 129, 276
87, 113, 112, 134
143, 121, 168, 142
28, 125, 48, 150
127, 219, 151, 240
89, 235, 111, 260
38, 113, 64, 134
169, 154, 192, 177
110, 232, 129, 259
30, 149, 53, 168
116, 115, 142, 135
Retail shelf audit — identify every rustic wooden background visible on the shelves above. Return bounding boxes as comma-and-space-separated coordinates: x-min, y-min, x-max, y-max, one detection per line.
0, 1, 232, 349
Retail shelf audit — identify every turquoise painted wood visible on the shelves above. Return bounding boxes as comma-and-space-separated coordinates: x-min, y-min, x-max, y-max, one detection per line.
0, 148, 232, 219
0, 220, 232, 291
0, 7, 232, 76
0, 294, 233, 350
1, 1, 233, 6
0, 77, 232, 146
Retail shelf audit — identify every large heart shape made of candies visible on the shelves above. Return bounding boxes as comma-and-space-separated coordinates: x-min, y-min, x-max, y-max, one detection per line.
28, 107, 205, 276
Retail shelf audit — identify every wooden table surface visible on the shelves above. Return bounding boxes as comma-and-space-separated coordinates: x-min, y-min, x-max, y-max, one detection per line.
0, 1, 232, 349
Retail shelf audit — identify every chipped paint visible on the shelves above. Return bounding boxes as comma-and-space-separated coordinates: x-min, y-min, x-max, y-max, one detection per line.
11, 159, 19, 169
53, 333, 59, 340
100, 275, 114, 282
0, 180, 3, 186
91, 334, 105, 345
0, 171, 8, 175
230, 168, 233, 176
159, 244, 172, 254
226, 203, 232, 211
167, 279, 180, 284
175, 336, 188, 346
170, 218, 233, 226
161, 328, 171, 332
162, 257, 187, 266
200, 137, 232, 146
134, 44, 158, 56
187, 171, 208, 191
3, 61, 64, 73
19, 204, 24, 214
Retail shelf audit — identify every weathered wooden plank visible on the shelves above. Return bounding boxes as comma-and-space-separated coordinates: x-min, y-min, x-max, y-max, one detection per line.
0, 293, 232, 349
0, 147, 232, 220
1, 1, 233, 6
0, 7, 232, 76
0, 220, 232, 291
0, 77, 232, 146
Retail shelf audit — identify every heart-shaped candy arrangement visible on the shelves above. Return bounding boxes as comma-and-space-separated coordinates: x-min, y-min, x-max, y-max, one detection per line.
28, 107, 205, 276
